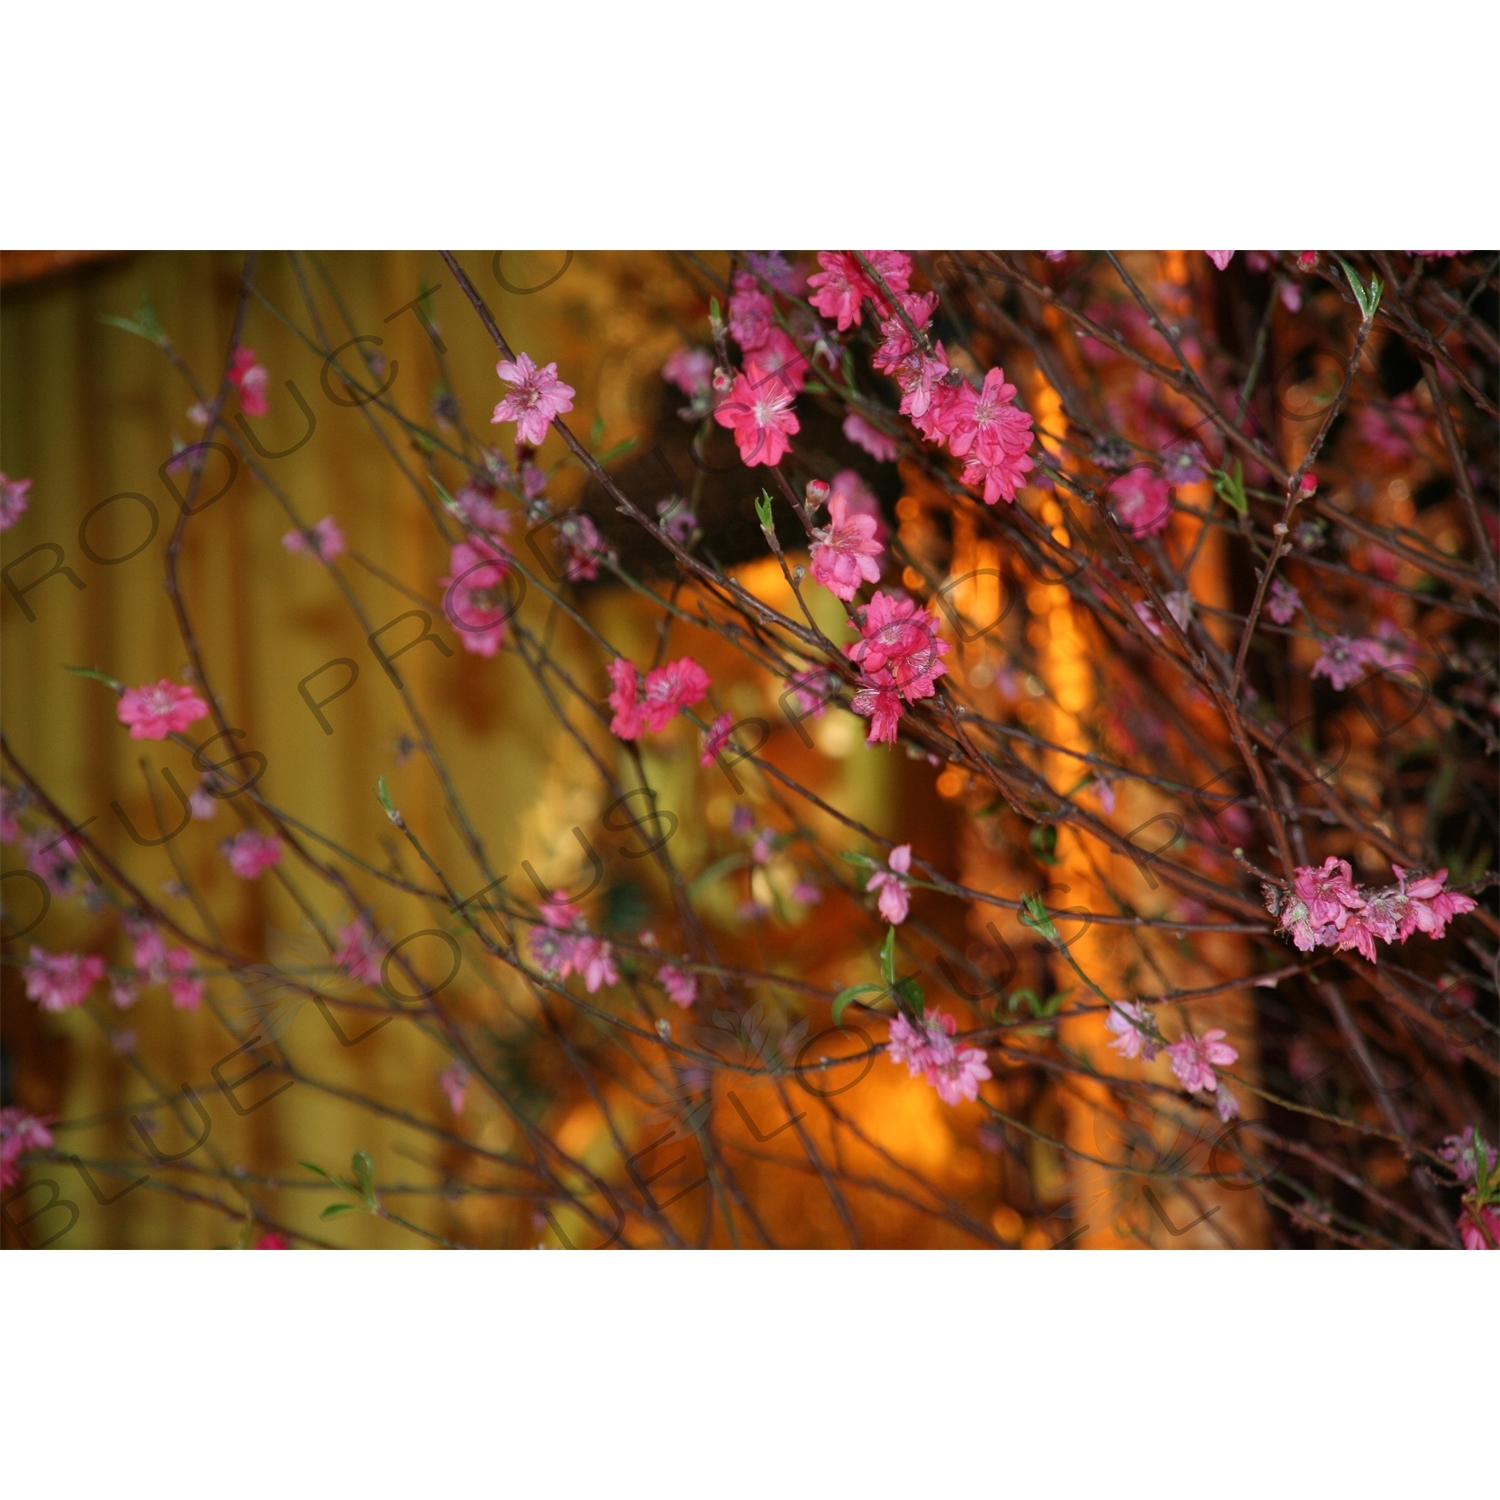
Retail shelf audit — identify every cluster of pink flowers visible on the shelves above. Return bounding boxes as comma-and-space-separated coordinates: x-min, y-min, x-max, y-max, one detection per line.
886, 1007, 992, 1105
24, 948, 106, 1012
332, 917, 386, 986
222, 830, 283, 880
606, 655, 711, 741
659, 964, 697, 1007
228, 347, 270, 417
1108, 1002, 1241, 1119
857, 268, 1034, 504
1310, 622, 1417, 690
0, 471, 31, 531
1109, 467, 1173, 539
0, 1108, 53, 1189
843, 412, 898, 463
282, 516, 346, 561
116, 679, 210, 741
491, 352, 575, 447
526, 891, 619, 993
845, 591, 950, 745
1267, 857, 1477, 962
866, 844, 913, 924
118, 916, 203, 1010
809, 491, 883, 601
442, 533, 514, 657
1266, 578, 1301, 625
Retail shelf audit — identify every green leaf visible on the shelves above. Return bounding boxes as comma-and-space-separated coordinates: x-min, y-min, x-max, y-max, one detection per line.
1006, 988, 1039, 1016
894, 976, 925, 1015
832, 984, 883, 1027
753, 490, 776, 534
709, 297, 722, 330
837, 851, 878, 869
352, 1150, 376, 1207
376, 777, 401, 825
64, 665, 124, 693
589, 414, 605, 446
1212, 460, 1248, 516
1029, 824, 1059, 865
1335, 257, 1383, 321
320, 1202, 360, 1219
879, 926, 897, 987
1020, 893, 1061, 947
98, 298, 164, 344
299, 1159, 343, 1187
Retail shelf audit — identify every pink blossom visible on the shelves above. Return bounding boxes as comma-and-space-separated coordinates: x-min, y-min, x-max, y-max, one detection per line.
1134, 600, 1164, 639
937, 367, 1034, 468
886, 1008, 990, 1104
928, 1043, 993, 1105
528, 924, 575, 979
189, 779, 219, 820
871, 292, 940, 375
282, 516, 346, 560
843, 412, 899, 462
606, 658, 646, 740
744, 252, 801, 293
491, 352, 576, 446
1106, 1000, 1161, 1061
127, 916, 169, 982
807, 251, 911, 331
1044, 251, 1069, 263
746, 326, 809, 395
1166, 1028, 1238, 1093
700, 712, 734, 766
1310, 636, 1367, 691
663, 347, 714, 399
538, 891, 583, 929
222, 830, 283, 880
849, 673, 905, 745
1093, 777, 1117, 816
562, 935, 618, 992
1355, 621, 1417, 676
660, 964, 698, 1007
728, 272, 777, 352
1206, 252, 1235, 271
785, 668, 840, 721
553, 511, 606, 583
1292, 858, 1365, 928
25, 830, 92, 896
333, 918, 386, 986
165, 947, 204, 1010
1460, 1204, 1500, 1250
791, 880, 822, 905
1215, 1086, 1242, 1123
866, 844, 913, 925
255, 1233, 290, 1250
1164, 591, 1193, 631
25, 947, 105, 1012
960, 447, 1034, 506
228, 347, 269, 417
751, 828, 776, 866
117, 679, 210, 740
1110, 467, 1172, 538
640, 656, 711, 733
442, 532, 514, 657
810, 493, 884, 601
1392, 865, 1476, 942
0, 472, 32, 531
440, 1062, 469, 1115
454, 467, 514, 535
846, 592, 950, 701
111, 979, 139, 1010
0, 1108, 54, 1188
713, 365, 799, 467
830, 470, 888, 543
1438, 1128, 1492, 1185
1267, 578, 1301, 625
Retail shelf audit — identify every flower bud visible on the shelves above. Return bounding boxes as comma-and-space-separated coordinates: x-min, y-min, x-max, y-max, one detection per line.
805, 478, 830, 505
